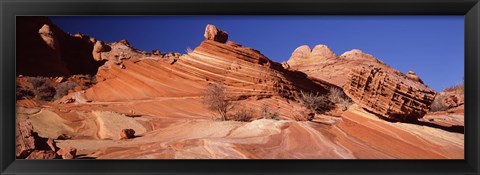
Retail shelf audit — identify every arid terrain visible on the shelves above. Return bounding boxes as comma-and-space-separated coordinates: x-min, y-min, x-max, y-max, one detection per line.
16, 17, 464, 159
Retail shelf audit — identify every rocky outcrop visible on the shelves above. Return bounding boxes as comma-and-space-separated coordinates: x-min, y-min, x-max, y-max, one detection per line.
120, 129, 136, 140
287, 44, 336, 67
286, 46, 389, 87
16, 120, 36, 158
343, 65, 436, 121
406, 71, 423, 84
92, 40, 111, 61
15, 119, 77, 159
17, 17, 107, 76
204, 24, 228, 43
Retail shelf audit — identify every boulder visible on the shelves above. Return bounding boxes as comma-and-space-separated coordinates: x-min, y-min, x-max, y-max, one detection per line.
343, 65, 436, 121
204, 24, 228, 43
92, 40, 111, 61
119, 129, 136, 140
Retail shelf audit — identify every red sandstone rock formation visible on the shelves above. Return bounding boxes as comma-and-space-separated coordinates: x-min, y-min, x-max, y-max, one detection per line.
16, 120, 36, 158
16, 120, 62, 159
204, 24, 228, 43
15, 18, 463, 159
343, 65, 436, 121
287, 44, 436, 121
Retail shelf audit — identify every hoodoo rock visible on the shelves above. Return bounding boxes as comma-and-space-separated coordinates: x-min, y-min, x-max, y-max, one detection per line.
92, 40, 111, 61
204, 24, 228, 43
343, 65, 436, 121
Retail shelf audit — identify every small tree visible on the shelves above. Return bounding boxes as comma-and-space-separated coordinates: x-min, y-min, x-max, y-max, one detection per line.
261, 103, 280, 120
202, 82, 232, 121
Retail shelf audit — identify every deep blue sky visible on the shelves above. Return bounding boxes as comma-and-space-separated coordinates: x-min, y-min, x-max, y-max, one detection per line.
50, 16, 464, 91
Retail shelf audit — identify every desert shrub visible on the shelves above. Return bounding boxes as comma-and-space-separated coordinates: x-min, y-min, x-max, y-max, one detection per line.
230, 105, 254, 122
54, 81, 77, 100
36, 85, 56, 101
16, 88, 35, 100
430, 95, 448, 112
202, 82, 232, 121
299, 90, 328, 114
27, 76, 48, 88
328, 87, 353, 111
260, 104, 280, 120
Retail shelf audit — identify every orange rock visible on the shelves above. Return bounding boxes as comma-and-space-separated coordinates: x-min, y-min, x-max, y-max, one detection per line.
343, 65, 436, 121
204, 24, 228, 43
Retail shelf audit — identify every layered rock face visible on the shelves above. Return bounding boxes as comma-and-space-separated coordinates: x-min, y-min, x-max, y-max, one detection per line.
286, 46, 389, 87
343, 65, 436, 121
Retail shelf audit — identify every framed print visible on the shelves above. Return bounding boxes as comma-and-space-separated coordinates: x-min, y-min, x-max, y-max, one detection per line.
1, 0, 479, 174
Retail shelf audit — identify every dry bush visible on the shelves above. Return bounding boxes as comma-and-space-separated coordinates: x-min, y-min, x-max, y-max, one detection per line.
430, 95, 448, 112
202, 82, 232, 121
27, 76, 48, 88
328, 87, 353, 111
55, 81, 77, 100
16, 88, 35, 100
299, 90, 328, 114
36, 85, 56, 101
27, 76, 56, 101
260, 104, 280, 120
230, 105, 254, 122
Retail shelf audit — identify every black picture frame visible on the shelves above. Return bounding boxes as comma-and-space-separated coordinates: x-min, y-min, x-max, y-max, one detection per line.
1, 0, 479, 174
